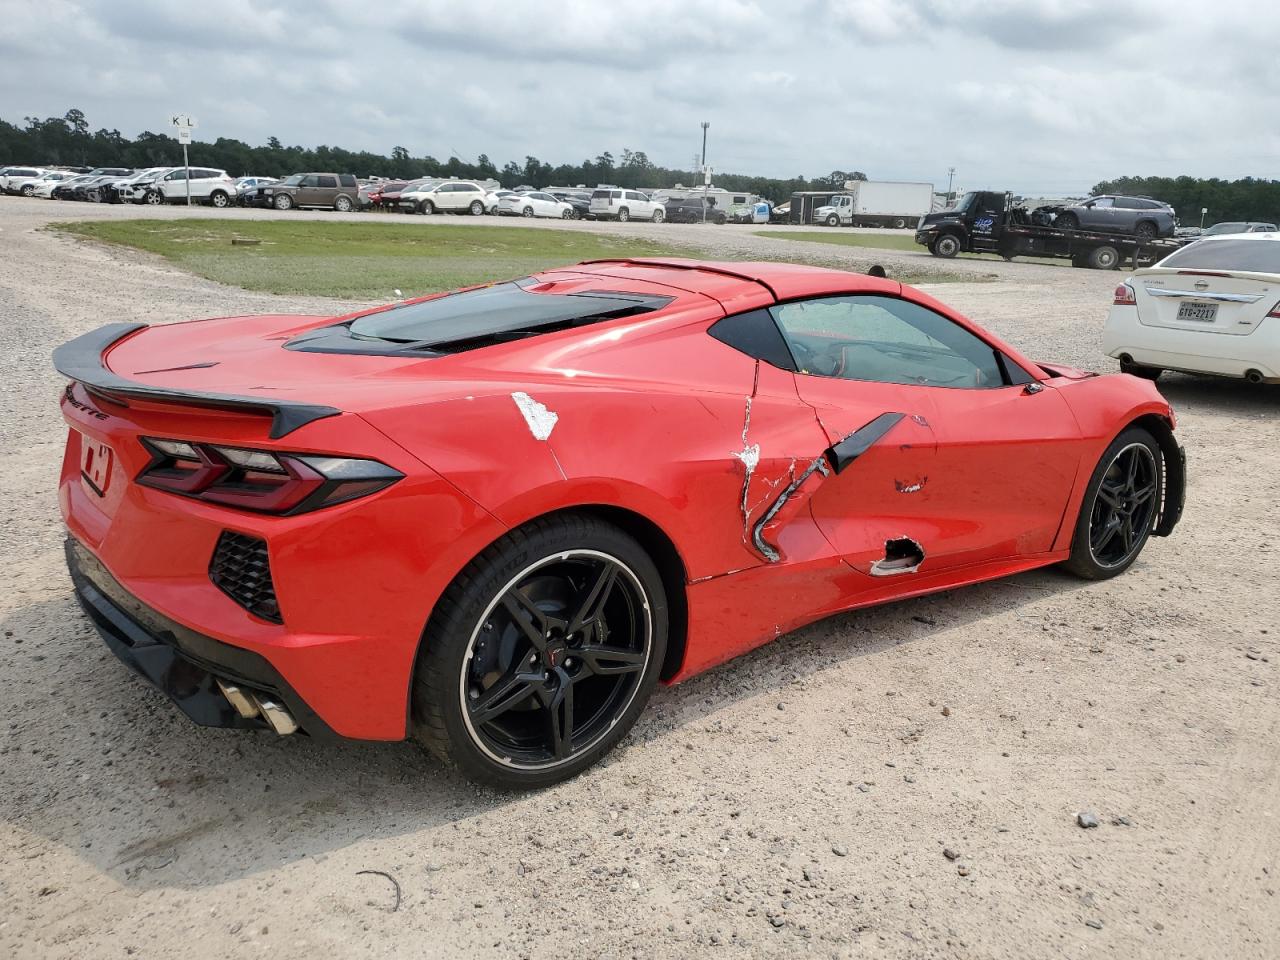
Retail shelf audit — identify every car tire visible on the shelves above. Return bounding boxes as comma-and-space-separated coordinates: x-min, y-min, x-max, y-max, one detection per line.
420, 200, 435, 215
1087, 245, 1120, 270
20, 184, 35, 197
825, 214, 839, 227
522, 206, 535, 218
1120, 361, 1163, 381
617, 207, 630, 223
144, 190, 163, 205
273, 193, 293, 211
562, 208, 574, 219
715, 214, 727, 225
1061, 426, 1164, 581
1134, 221, 1158, 241
209, 190, 230, 208
334, 195, 353, 212
412, 512, 668, 790
652, 208, 664, 223
933, 233, 961, 258
469, 200, 484, 216
1057, 212, 1079, 230
88, 189, 101, 203
892, 217, 907, 229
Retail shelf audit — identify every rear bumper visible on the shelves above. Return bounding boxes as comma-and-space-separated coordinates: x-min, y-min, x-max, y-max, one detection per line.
67, 536, 340, 739
1103, 306, 1280, 378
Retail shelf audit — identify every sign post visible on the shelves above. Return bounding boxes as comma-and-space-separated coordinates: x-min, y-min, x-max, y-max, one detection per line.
169, 115, 197, 207
702, 165, 712, 223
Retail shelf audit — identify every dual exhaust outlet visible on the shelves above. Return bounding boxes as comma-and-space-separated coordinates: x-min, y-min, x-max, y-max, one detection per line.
216, 679, 299, 735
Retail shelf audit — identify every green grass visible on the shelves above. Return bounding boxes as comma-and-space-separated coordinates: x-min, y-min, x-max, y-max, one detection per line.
754, 229, 923, 252
52, 220, 703, 299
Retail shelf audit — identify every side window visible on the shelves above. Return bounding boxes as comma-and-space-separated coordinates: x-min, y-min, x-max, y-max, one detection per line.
770, 296, 1007, 389
300, 175, 320, 187
316, 175, 338, 188
339, 174, 357, 188
1092, 197, 1114, 209
708, 309, 796, 371
166, 170, 186, 181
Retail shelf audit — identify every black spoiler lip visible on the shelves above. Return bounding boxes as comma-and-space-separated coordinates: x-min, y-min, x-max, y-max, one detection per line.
52, 322, 342, 440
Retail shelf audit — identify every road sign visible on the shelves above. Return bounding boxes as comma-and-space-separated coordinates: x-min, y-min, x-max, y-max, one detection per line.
169, 115, 197, 129
703, 166, 713, 185
177, 128, 192, 145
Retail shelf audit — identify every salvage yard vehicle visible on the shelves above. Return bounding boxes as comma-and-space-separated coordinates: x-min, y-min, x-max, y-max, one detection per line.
1, 166, 49, 195
589, 188, 663, 222
242, 173, 361, 211
1179, 221, 1279, 245
664, 195, 727, 224
53, 258, 1185, 789
1105, 232, 1280, 383
27, 171, 76, 198
149, 167, 238, 207
401, 179, 488, 215
497, 190, 574, 219
917, 190, 1181, 269
104, 167, 172, 204
813, 180, 934, 229
1051, 195, 1177, 240
547, 189, 592, 219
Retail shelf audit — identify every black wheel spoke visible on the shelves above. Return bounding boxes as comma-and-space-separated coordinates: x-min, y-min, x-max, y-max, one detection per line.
1096, 483, 1124, 510
500, 588, 552, 652
471, 667, 544, 725
1088, 442, 1160, 568
1131, 482, 1157, 505
566, 562, 618, 636
576, 643, 646, 676
545, 673, 574, 759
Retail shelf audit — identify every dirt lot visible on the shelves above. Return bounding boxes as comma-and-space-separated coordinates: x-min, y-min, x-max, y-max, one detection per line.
1, 197, 1276, 960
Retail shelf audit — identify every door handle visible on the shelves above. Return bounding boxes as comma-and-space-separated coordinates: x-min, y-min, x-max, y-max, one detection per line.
1023, 383, 1044, 395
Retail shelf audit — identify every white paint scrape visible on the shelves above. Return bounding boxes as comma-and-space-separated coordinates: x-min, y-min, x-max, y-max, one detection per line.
734, 443, 760, 473
511, 391, 559, 441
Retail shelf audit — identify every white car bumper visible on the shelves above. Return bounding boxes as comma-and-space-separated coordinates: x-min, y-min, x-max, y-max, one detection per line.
1104, 304, 1280, 379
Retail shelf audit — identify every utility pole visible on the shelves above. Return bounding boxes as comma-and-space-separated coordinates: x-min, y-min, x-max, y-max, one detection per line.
700, 121, 710, 223
946, 167, 956, 204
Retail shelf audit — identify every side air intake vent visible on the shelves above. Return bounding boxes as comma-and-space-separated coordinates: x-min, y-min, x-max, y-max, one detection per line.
210, 531, 281, 623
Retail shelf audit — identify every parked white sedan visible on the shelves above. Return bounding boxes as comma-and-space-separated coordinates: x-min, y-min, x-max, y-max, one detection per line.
28, 171, 77, 198
498, 191, 574, 219
1105, 233, 1280, 383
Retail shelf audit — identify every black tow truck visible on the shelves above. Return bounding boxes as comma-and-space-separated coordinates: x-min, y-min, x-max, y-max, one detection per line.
915, 191, 1181, 270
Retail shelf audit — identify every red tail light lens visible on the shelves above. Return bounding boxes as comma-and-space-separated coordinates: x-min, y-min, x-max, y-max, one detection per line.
1268, 300, 1280, 318
137, 438, 402, 514
1114, 283, 1137, 306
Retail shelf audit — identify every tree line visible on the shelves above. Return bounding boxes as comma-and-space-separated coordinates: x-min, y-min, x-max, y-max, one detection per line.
1091, 175, 1280, 225
2, 108, 867, 203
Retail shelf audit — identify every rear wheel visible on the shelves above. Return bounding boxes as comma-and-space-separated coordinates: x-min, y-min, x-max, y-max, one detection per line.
892, 217, 907, 229
932, 233, 961, 258
562, 208, 574, 219
1062, 427, 1163, 580
469, 200, 484, 216
522, 206, 535, 218
1087, 245, 1120, 270
1134, 221, 1158, 241
617, 207, 630, 223
413, 514, 668, 790
334, 195, 353, 212
209, 190, 230, 208
20, 184, 35, 197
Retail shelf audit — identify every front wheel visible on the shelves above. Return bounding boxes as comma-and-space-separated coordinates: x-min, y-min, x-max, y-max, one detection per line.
652, 208, 664, 223
1062, 427, 1163, 580
522, 206, 535, 218
1057, 212, 1079, 230
273, 193, 293, 211
825, 214, 839, 227
932, 234, 961, 258
420, 200, 435, 215
413, 514, 668, 789
144, 190, 163, 205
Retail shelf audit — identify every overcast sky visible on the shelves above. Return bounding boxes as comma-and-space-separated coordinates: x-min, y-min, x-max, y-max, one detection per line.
2, 0, 1277, 194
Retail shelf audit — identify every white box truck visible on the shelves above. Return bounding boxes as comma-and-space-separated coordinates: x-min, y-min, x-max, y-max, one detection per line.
813, 180, 934, 229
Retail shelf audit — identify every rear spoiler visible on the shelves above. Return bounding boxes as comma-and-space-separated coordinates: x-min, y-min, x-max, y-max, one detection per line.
52, 322, 341, 440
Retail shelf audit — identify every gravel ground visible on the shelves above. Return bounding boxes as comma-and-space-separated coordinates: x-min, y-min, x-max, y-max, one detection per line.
1, 197, 1276, 960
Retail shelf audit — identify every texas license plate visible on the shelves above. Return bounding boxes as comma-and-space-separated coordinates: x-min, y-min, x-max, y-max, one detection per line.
1177, 301, 1218, 323
80, 434, 114, 497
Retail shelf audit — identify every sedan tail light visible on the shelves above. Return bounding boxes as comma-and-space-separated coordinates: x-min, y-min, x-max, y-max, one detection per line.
1113, 283, 1137, 306
137, 438, 402, 514
1268, 300, 1280, 318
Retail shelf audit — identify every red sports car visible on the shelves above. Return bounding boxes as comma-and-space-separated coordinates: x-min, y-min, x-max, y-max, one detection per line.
54, 259, 1185, 788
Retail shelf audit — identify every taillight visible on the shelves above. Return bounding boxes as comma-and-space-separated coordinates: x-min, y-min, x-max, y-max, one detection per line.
137, 438, 402, 514
1114, 283, 1137, 306
1269, 300, 1280, 318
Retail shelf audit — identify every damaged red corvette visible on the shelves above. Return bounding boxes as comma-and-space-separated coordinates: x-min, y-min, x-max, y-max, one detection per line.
55, 259, 1184, 788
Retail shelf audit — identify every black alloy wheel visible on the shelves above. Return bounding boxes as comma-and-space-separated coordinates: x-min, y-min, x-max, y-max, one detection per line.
1057, 212, 1079, 230
1088, 442, 1159, 568
1063, 427, 1163, 580
414, 514, 667, 789
1134, 221, 1158, 241
460, 550, 651, 769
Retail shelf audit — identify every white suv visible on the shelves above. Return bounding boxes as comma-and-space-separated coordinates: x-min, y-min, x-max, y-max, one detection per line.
401, 180, 488, 215
589, 188, 663, 222
151, 167, 238, 207
1, 167, 48, 196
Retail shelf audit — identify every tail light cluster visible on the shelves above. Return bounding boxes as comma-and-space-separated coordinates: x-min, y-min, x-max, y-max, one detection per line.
1269, 301, 1280, 319
137, 438, 402, 515
1113, 283, 1137, 306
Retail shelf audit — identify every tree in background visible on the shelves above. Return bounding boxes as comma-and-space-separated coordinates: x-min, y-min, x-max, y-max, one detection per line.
1091, 175, 1280, 225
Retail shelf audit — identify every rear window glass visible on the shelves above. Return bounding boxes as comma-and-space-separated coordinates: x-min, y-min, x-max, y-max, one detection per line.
343, 280, 674, 351
1160, 239, 1280, 273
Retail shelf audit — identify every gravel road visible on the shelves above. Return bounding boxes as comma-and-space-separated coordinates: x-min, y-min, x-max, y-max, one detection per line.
2, 197, 1276, 959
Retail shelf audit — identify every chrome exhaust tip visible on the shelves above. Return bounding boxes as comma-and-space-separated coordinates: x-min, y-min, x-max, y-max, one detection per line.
217, 679, 261, 720
253, 695, 299, 736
